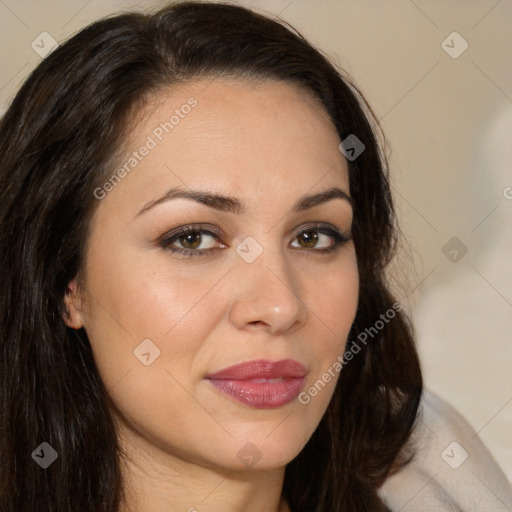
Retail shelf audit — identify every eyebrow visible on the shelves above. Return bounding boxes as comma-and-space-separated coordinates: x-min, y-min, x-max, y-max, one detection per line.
135, 185, 353, 218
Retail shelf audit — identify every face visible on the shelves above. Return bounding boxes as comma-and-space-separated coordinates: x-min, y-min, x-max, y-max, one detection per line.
64, 78, 359, 473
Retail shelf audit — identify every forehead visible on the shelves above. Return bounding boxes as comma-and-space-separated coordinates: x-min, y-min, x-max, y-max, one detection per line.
98, 77, 350, 215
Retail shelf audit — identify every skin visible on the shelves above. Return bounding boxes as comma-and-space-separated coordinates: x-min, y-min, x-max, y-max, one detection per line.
64, 78, 359, 512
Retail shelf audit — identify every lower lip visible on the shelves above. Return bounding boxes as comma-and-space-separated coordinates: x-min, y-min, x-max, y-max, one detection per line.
207, 377, 305, 409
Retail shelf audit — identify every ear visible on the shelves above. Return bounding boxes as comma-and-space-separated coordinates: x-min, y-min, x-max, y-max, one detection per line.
63, 277, 84, 329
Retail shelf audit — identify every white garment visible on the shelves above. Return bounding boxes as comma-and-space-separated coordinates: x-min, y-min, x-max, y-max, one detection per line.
379, 389, 512, 511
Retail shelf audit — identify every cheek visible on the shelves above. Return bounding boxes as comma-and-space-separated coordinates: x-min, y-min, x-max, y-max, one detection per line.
299, 250, 359, 401
80, 244, 230, 388
311, 268, 358, 332
306, 248, 359, 341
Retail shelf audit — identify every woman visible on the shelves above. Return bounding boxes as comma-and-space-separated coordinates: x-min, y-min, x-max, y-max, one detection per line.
0, 2, 509, 511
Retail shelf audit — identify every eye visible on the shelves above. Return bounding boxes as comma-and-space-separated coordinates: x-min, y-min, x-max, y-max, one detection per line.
291, 224, 350, 253
158, 222, 351, 259
173, 230, 216, 250
159, 225, 225, 258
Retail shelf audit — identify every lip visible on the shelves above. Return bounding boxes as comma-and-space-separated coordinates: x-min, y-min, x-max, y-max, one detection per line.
206, 359, 307, 409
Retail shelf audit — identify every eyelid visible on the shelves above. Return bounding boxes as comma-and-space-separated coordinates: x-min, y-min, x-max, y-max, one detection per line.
291, 222, 351, 240
158, 221, 351, 260
158, 222, 350, 245
157, 223, 224, 244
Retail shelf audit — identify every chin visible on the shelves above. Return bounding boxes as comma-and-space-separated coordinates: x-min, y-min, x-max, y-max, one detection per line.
206, 429, 311, 473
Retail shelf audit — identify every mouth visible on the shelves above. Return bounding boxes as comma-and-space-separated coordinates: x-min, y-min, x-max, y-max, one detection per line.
205, 359, 307, 409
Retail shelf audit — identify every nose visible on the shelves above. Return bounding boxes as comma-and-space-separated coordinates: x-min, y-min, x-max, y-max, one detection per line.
227, 245, 308, 336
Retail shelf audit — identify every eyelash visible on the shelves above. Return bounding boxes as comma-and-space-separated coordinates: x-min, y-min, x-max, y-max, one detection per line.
158, 223, 351, 258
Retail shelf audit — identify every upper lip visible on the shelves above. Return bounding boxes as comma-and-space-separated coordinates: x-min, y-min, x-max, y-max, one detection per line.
206, 358, 307, 380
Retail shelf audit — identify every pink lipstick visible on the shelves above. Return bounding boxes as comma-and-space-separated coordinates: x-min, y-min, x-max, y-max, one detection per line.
206, 359, 307, 409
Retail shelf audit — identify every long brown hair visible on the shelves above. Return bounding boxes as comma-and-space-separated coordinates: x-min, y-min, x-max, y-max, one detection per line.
0, 2, 422, 510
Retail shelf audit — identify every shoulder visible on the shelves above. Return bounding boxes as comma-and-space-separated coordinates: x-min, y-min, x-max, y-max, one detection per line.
378, 389, 512, 511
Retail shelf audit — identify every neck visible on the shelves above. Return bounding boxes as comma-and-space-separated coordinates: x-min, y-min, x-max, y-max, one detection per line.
117, 428, 290, 512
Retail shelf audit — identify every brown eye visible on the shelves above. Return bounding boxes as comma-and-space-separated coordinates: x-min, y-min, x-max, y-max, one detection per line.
297, 230, 319, 248
178, 231, 202, 249
160, 225, 225, 257
290, 224, 350, 253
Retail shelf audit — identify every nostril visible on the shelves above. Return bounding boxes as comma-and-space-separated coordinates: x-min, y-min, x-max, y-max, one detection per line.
249, 321, 267, 329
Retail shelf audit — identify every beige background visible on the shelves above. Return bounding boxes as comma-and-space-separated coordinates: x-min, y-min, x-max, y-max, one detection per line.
1, 0, 510, 484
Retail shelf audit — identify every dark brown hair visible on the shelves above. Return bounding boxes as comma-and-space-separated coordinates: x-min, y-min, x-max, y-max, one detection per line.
0, 2, 422, 510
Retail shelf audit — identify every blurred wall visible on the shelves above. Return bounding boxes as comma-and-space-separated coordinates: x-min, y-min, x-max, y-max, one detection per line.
1, 0, 510, 483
